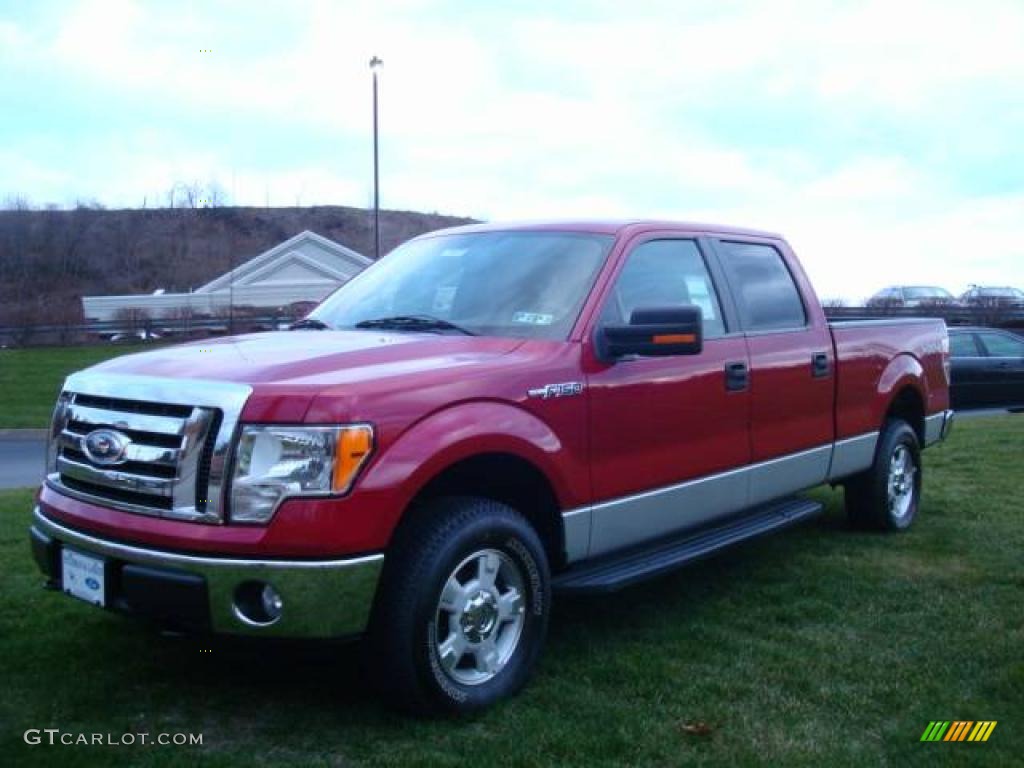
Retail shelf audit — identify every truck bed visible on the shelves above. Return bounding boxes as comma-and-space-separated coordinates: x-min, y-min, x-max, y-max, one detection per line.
830, 317, 949, 439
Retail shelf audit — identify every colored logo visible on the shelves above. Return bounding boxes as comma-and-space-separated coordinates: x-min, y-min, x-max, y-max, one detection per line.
920, 721, 997, 742
85, 577, 100, 590
82, 428, 131, 466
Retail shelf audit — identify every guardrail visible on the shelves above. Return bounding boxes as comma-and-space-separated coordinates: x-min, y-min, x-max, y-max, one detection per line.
0, 314, 289, 347
823, 305, 1024, 329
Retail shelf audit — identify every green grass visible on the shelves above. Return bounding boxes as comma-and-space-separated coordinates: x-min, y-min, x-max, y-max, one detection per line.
0, 345, 157, 428
1, 417, 1021, 766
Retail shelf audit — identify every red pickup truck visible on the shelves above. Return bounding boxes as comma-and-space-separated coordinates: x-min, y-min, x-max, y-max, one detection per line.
30, 220, 952, 713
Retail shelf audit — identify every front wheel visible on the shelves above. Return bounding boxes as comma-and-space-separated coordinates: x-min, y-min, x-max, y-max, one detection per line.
844, 419, 922, 531
366, 496, 550, 714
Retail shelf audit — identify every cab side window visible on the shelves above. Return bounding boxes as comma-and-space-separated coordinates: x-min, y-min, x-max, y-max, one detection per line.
600, 239, 726, 338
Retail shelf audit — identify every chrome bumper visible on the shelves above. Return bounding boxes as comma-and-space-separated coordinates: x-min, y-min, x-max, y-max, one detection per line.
30, 507, 383, 638
924, 409, 955, 446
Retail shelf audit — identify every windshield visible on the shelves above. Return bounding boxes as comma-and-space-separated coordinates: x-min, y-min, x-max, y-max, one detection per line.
904, 286, 952, 299
310, 231, 613, 340
979, 287, 1023, 298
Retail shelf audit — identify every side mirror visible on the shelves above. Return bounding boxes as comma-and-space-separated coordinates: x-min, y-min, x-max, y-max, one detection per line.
597, 305, 704, 360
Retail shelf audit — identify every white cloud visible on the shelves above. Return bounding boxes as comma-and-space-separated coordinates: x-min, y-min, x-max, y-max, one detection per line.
2, 0, 1023, 301
0, 19, 26, 50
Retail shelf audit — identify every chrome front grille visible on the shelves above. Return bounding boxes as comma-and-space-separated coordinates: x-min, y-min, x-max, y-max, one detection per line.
46, 373, 252, 524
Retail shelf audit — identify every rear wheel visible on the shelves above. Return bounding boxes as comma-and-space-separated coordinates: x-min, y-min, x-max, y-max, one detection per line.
366, 496, 550, 714
845, 419, 922, 531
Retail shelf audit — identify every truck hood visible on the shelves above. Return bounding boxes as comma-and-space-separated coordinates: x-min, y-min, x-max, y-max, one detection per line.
91, 331, 525, 388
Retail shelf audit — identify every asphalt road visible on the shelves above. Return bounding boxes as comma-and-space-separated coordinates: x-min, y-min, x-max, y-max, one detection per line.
0, 438, 46, 490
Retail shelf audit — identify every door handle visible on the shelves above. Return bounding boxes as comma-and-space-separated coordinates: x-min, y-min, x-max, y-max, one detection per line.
725, 361, 749, 392
812, 352, 831, 378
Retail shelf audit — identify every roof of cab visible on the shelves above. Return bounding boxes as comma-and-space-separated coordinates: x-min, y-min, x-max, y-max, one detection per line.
420, 219, 782, 240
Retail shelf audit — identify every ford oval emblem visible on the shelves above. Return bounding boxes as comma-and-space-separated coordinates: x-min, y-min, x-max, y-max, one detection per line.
82, 428, 131, 466
85, 577, 100, 590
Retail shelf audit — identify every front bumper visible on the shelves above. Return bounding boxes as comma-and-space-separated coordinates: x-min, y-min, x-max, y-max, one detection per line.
30, 506, 383, 638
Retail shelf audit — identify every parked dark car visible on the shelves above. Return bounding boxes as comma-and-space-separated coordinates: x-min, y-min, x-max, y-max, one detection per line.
949, 327, 1024, 410
959, 286, 1024, 308
867, 286, 957, 308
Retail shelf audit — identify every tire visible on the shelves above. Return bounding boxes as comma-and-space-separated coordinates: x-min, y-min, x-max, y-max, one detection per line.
365, 496, 550, 715
844, 419, 922, 531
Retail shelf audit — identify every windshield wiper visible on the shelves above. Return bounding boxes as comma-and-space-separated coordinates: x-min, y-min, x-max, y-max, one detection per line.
354, 315, 476, 336
289, 318, 331, 330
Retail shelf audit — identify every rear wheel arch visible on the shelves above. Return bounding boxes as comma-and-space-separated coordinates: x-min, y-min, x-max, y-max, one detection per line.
876, 354, 928, 442
884, 385, 926, 445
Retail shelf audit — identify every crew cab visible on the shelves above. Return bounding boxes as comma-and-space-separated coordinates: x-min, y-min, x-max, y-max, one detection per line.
29, 220, 953, 713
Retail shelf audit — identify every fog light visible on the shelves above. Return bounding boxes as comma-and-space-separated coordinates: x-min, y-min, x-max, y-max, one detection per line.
233, 580, 284, 626
261, 584, 283, 621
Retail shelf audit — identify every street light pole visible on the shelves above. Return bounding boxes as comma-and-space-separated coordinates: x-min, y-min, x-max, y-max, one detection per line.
370, 56, 383, 260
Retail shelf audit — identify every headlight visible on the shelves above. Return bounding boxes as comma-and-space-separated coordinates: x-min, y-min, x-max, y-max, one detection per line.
230, 424, 374, 523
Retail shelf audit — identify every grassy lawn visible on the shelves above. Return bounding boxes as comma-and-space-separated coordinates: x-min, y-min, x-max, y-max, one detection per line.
0, 344, 157, 429
1, 416, 1020, 766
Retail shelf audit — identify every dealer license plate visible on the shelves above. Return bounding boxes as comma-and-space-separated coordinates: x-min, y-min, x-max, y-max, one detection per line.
61, 548, 106, 607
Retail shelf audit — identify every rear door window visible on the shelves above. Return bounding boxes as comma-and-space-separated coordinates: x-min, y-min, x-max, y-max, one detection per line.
977, 332, 1024, 357
717, 242, 807, 332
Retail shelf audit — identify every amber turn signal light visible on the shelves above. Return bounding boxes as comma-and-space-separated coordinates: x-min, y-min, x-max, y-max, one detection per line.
332, 424, 375, 493
652, 333, 697, 345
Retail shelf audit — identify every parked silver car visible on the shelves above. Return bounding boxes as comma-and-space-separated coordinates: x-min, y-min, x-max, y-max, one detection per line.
867, 285, 957, 308
959, 286, 1024, 308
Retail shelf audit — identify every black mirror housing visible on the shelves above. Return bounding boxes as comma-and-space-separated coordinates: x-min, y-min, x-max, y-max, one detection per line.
597, 305, 704, 360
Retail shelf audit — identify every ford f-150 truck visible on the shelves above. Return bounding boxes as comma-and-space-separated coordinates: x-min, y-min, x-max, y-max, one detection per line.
29, 220, 952, 713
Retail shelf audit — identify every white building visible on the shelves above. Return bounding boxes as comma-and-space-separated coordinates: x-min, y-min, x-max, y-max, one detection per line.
81, 230, 371, 322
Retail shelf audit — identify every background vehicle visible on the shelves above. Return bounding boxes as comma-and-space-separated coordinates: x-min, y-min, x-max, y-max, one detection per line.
949, 326, 1024, 410
867, 285, 957, 308
109, 330, 162, 343
29, 220, 952, 714
959, 286, 1024, 308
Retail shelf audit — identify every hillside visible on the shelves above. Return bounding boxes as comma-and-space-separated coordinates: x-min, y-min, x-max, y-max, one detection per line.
0, 205, 475, 326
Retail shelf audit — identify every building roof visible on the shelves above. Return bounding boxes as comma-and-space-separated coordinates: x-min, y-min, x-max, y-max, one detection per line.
81, 230, 369, 322
196, 230, 372, 293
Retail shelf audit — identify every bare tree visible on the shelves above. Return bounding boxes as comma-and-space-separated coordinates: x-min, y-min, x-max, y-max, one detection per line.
74, 198, 106, 211
2, 195, 32, 211
181, 182, 201, 209
165, 182, 204, 209
204, 181, 227, 208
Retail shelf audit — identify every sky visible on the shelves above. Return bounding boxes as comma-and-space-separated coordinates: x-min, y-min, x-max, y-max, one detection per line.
1, 0, 1022, 302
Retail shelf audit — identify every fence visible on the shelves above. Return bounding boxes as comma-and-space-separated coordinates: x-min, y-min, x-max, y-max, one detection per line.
0, 313, 290, 347
1, 306, 1023, 348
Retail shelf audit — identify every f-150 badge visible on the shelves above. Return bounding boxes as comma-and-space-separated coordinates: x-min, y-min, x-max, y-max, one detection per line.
527, 382, 584, 400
